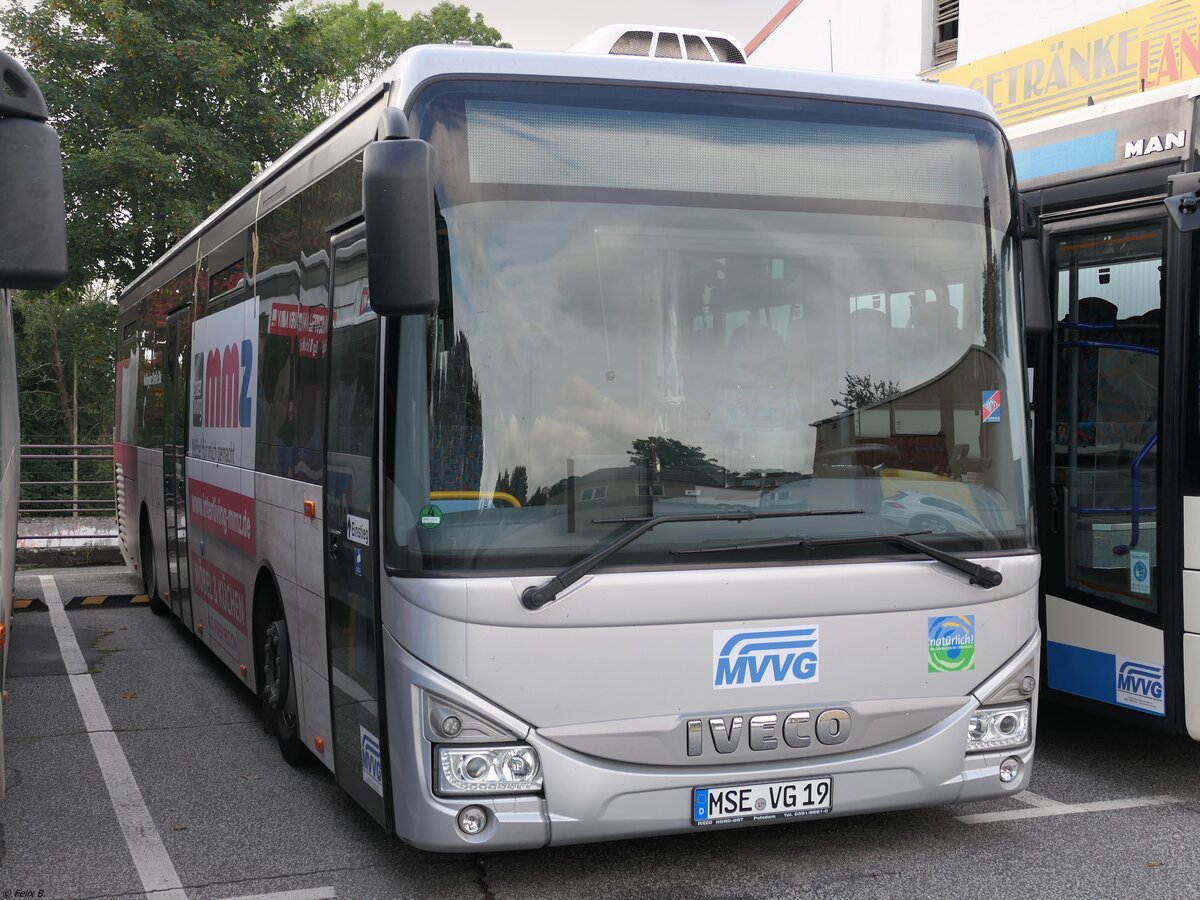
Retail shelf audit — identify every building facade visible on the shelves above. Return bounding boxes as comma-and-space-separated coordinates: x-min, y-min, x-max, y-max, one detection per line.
750, 0, 1200, 126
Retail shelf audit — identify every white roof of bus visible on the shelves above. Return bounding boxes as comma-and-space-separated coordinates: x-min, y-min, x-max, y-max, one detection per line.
1005, 76, 1200, 140
388, 44, 998, 120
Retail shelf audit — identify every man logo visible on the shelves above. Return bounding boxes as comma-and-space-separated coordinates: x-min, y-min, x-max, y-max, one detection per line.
712, 626, 819, 690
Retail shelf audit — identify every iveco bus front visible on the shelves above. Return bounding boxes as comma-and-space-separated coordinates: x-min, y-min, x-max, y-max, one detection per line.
361, 48, 1042, 848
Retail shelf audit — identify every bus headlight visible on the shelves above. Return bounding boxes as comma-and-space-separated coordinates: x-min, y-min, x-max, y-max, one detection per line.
966, 703, 1031, 752
436, 745, 543, 795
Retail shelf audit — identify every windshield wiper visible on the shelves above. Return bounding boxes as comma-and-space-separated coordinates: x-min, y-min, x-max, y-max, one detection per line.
674, 531, 1002, 589
801, 533, 1003, 589
519, 508, 863, 610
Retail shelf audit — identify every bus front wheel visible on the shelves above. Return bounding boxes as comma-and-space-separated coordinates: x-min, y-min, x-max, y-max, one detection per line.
262, 616, 308, 767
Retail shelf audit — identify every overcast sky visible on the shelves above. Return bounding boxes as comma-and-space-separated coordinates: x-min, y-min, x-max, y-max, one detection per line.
380, 1, 785, 52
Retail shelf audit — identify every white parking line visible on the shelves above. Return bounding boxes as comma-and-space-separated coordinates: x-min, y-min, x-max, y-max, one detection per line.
220, 889, 337, 900
42, 574, 188, 900
957, 793, 1178, 824
1013, 791, 1065, 809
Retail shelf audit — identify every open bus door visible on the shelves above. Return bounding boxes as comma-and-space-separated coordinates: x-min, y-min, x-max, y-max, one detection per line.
1033, 207, 1183, 729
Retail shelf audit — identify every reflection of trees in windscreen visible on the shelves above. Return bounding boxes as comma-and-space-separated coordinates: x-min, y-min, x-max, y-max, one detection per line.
494, 465, 528, 506
626, 436, 726, 485
429, 328, 483, 492
831, 372, 900, 412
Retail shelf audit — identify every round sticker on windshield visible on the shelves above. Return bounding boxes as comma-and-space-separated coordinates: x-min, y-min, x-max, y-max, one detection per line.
419, 504, 443, 529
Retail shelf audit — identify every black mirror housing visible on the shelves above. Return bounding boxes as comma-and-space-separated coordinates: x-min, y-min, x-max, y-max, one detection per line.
0, 52, 67, 289
1017, 197, 1050, 336
1021, 237, 1051, 336
362, 129, 438, 317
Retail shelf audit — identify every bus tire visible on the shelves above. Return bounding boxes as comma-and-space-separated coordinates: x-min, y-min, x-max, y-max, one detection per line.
262, 616, 309, 767
140, 514, 168, 616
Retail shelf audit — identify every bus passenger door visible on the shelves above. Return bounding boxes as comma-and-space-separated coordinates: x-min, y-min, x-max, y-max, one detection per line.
323, 228, 389, 828
1037, 216, 1175, 724
163, 305, 193, 628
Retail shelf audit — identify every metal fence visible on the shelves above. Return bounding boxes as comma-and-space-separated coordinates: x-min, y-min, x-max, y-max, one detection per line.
19, 442, 116, 540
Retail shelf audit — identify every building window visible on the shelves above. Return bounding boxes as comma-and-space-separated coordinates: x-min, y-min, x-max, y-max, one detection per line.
933, 0, 958, 67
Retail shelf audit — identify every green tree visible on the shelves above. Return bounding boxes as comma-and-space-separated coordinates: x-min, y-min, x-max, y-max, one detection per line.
1, 0, 327, 287
0, 0, 330, 449
291, 1, 508, 126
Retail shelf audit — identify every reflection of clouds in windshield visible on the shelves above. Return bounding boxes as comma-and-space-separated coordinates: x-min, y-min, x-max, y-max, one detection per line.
489, 375, 653, 491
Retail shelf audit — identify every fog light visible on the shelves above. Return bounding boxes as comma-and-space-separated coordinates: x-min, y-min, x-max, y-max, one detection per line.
457, 805, 487, 835
441, 715, 463, 737
999, 756, 1021, 783
1019, 675, 1036, 695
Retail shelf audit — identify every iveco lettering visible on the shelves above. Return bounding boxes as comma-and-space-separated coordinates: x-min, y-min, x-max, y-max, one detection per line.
113, 24, 1041, 850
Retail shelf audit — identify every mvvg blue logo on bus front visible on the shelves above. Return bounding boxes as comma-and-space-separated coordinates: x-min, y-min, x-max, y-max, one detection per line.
712, 625, 819, 690
1115, 657, 1165, 716
360, 726, 384, 796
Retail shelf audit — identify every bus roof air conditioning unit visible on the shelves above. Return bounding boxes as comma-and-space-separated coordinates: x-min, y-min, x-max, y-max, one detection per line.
572, 25, 747, 63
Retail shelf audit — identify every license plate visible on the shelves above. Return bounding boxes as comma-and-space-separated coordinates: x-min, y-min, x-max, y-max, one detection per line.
693, 777, 832, 825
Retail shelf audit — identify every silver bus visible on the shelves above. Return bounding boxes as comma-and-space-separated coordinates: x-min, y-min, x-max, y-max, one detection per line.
1014, 78, 1200, 735
115, 28, 1041, 849
0, 50, 67, 800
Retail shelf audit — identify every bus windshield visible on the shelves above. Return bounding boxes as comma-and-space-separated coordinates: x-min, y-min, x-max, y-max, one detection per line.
386, 80, 1032, 573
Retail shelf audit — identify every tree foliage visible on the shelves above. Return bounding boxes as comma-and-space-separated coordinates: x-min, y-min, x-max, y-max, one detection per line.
288, 1, 509, 126
0, 0, 504, 447
1, 0, 328, 286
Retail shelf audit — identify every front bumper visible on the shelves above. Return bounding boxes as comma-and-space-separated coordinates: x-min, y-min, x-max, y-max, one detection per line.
384, 628, 1038, 851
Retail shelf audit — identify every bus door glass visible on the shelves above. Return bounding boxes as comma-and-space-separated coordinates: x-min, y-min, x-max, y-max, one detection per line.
323, 230, 388, 827
164, 305, 193, 627
1047, 223, 1165, 612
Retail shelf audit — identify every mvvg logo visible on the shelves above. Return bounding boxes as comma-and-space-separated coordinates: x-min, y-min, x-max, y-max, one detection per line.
1116, 658, 1165, 715
360, 726, 384, 796
712, 626, 819, 690
195, 340, 253, 428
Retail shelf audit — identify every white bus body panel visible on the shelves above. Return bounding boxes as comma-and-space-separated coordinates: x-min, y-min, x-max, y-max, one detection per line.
1182, 496, 1200, 738
1045, 593, 1166, 717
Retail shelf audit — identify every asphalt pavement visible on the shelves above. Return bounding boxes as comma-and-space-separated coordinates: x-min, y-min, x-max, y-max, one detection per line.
3, 565, 1200, 899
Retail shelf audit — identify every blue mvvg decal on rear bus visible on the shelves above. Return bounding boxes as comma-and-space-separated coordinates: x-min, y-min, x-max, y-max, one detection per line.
1116, 658, 1164, 715
712, 626, 819, 690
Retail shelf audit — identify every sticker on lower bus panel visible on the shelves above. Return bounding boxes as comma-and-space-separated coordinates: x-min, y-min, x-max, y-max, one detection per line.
928, 615, 975, 673
1115, 657, 1164, 715
360, 726, 384, 796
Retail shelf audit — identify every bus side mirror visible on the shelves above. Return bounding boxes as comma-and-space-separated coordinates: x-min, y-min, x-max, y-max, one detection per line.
1165, 172, 1200, 233
1018, 197, 1050, 336
362, 110, 438, 317
0, 52, 67, 289
1021, 238, 1051, 336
